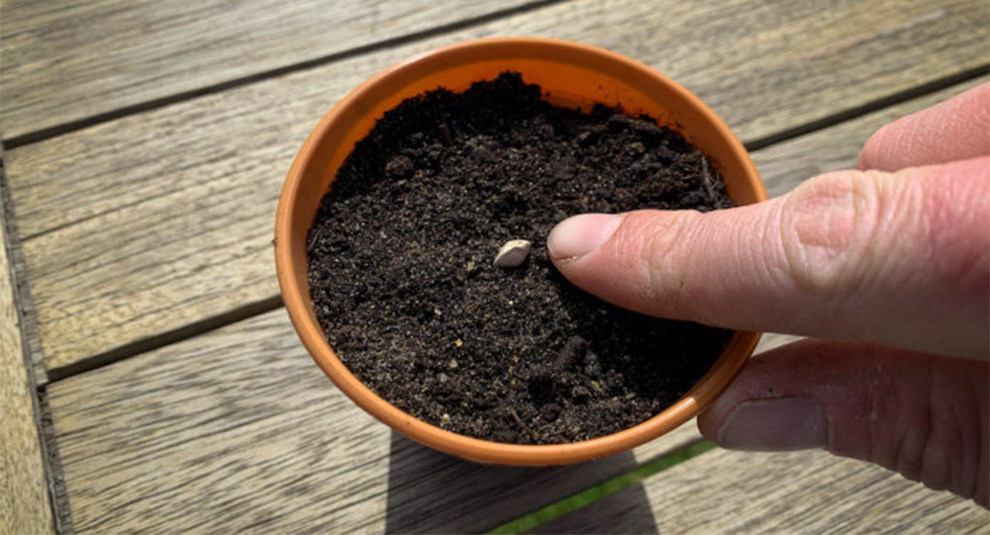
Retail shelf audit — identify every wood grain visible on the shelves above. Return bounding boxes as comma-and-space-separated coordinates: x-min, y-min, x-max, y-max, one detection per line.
6, 0, 987, 373
530, 448, 989, 534
47, 308, 705, 535
0, 178, 53, 534
0, 0, 537, 141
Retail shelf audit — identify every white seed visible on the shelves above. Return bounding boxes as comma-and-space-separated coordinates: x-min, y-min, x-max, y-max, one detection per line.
493, 239, 532, 268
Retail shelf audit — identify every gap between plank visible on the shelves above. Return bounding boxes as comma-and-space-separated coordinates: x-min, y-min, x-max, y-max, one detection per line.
0, 153, 46, 383
35, 389, 75, 535
1, 0, 571, 150
743, 64, 990, 152
1, 154, 64, 533
44, 295, 283, 383
485, 439, 718, 534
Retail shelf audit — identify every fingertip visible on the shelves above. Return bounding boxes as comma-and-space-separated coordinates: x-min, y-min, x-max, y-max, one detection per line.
547, 213, 623, 261
698, 369, 751, 441
547, 209, 706, 321
856, 123, 889, 171
551, 205, 779, 326
697, 407, 723, 444
699, 348, 830, 452
856, 82, 990, 172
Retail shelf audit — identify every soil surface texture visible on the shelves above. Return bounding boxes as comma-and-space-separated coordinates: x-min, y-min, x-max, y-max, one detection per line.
308, 72, 735, 445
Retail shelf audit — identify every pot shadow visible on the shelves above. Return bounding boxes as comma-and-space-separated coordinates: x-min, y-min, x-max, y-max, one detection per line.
383, 431, 659, 534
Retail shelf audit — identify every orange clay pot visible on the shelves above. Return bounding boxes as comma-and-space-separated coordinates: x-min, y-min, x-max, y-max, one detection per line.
276, 37, 767, 465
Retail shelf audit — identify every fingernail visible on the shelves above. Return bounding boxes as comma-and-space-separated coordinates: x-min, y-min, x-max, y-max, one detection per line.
717, 396, 828, 451
547, 214, 622, 260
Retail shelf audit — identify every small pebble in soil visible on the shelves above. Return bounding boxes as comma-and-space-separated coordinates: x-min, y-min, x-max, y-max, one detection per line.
493, 239, 532, 268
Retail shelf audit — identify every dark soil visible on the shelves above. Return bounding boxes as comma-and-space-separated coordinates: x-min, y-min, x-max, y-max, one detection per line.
307, 72, 735, 445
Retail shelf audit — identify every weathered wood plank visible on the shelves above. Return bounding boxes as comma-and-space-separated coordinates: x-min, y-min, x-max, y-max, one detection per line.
47, 308, 706, 535
0, 0, 538, 141
6, 0, 988, 372
530, 448, 989, 534
753, 76, 989, 199
0, 177, 53, 534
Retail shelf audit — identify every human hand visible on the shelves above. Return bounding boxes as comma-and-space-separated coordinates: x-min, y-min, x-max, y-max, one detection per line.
547, 83, 989, 506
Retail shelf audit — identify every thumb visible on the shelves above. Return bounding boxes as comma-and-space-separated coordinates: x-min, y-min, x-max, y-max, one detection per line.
696, 339, 989, 507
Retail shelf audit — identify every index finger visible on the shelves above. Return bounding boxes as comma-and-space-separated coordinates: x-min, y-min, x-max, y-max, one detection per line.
548, 158, 990, 359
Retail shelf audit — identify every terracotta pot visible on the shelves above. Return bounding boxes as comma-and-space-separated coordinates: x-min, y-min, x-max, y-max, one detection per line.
275, 37, 767, 465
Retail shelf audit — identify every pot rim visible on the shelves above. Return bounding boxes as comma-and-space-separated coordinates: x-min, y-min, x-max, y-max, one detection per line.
275, 37, 766, 465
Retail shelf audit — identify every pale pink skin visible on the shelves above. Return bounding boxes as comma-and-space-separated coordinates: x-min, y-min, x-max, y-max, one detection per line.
549, 83, 990, 506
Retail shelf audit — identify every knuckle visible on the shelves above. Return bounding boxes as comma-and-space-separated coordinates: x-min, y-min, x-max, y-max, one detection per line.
777, 171, 883, 302
840, 350, 987, 502
920, 359, 988, 498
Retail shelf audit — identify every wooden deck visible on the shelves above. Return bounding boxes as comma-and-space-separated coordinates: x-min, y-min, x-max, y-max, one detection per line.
2, 0, 988, 533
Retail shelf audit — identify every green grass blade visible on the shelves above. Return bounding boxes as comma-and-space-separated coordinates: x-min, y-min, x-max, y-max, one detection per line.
486, 439, 717, 534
